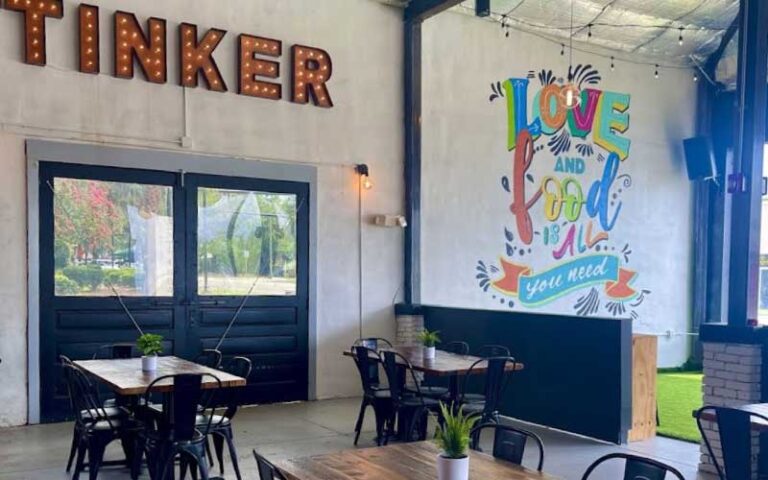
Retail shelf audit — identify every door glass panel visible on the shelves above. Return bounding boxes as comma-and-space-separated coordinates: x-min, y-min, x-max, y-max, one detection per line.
53, 178, 174, 296
198, 187, 297, 296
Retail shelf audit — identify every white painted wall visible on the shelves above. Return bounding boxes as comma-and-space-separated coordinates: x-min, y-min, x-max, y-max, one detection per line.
0, 0, 404, 426
421, 12, 697, 368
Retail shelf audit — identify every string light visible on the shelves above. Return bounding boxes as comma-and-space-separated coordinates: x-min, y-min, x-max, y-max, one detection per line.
587, 24, 592, 39
693, 71, 699, 82
654, 64, 659, 79
467, 3, 716, 86
678, 27, 684, 46
610, 56, 615, 71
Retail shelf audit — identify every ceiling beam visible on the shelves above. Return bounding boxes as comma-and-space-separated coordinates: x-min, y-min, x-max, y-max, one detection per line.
705, 13, 740, 75
404, 0, 465, 22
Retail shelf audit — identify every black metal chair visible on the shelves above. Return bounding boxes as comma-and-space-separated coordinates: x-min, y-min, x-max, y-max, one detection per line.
581, 453, 685, 480
92, 344, 138, 410
350, 346, 392, 446
696, 405, 767, 480
63, 362, 137, 480
470, 422, 545, 471
477, 344, 511, 357
253, 450, 286, 480
138, 373, 224, 480
352, 337, 394, 351
196, 356, 253, 480
194, 348, 224, 369
92, 343, 135, 360
460, 356, 517, 425
381, 350, 441, 443
445, 341, 470, 355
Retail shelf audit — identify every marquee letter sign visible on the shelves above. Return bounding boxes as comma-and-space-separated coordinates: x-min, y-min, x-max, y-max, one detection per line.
78, 4, 99, 74
239, 34, 281, 100
6, 0, 63, 66
1, 3, 335, 108
114, 12, 167, 83
291, 45, 333, 108
180, 24, 227, 92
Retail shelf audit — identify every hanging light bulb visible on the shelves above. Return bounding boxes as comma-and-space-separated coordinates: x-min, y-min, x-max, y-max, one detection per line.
654, 64, 659, 79
693, 71, 699, 82
587, 24, 592, 39
560, 43, 565, 56
678, 27, 684, 46
610, 56, 615, 71
561, 83, 581, 109
559, 0, 581, 110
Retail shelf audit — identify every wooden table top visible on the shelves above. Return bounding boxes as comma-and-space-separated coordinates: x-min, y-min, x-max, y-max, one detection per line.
275, 441, 558, 480
697, 403, 768, 431
73, 356, 246, 396
344, 346, 524, 377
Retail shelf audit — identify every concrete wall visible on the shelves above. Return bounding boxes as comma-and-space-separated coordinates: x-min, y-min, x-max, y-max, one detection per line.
0, 0, 404, 426
421, 12, 697, 367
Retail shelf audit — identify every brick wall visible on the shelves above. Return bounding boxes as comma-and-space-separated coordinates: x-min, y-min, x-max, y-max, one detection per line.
700, 342, 762, 477
395, 313, 424, 346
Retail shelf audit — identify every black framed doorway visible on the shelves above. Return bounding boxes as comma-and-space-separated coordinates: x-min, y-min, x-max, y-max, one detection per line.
38, 159, 310, 422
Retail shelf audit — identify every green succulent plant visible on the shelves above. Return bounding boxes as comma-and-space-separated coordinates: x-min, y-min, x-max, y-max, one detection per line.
434, 403, 480, 459
136, 333, 163, 357
418, 329, 441, 348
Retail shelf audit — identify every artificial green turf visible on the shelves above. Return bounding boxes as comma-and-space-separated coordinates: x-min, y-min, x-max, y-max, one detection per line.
656, 371, 703, 443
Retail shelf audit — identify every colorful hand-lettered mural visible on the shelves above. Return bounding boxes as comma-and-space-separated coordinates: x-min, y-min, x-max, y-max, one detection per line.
476, 65, 650, 318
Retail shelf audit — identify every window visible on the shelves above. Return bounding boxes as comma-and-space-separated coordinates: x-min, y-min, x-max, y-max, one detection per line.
53, 178, 174, 296
197, 187, 297, 296
759, 146, 768, 323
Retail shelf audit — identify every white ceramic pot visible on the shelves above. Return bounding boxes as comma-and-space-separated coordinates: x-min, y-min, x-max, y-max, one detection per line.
142, 355, 158, 372
436, 454, 469, 480
423, 346, 436, 360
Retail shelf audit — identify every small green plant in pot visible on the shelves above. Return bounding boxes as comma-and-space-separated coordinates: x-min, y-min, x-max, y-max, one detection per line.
137, 333, 163, 372
435, 403, 480, 480
419, 329, 440, 360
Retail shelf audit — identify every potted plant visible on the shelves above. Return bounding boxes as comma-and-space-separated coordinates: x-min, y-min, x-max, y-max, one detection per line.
419, 329, 440, 360
137, 333, 163, 372
434, 403, 479, 480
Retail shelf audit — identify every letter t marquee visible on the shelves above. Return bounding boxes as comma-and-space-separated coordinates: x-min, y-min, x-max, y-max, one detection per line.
5, 0, 63, 66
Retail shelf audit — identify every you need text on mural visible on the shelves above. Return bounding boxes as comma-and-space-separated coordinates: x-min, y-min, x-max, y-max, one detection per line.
4, 0, 334, 108
478, 67, 649, 318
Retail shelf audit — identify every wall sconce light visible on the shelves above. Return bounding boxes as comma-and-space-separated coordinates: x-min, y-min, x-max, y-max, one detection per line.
356, 164, 372, 190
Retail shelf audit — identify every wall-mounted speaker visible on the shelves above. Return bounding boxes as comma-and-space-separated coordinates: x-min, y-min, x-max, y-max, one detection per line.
475, 0, 491, 17
683, 136, 718, 181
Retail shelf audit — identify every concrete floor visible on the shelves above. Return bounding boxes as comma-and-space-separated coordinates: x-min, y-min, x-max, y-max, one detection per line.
0, 397, 716, 480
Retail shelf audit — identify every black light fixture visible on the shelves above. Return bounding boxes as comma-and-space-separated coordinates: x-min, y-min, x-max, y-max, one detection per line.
356, 164, 372, 190
475, 0, 491, 18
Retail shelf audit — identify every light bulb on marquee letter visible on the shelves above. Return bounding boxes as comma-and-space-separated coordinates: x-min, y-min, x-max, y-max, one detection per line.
113, 11, 167, 84
5, 0, 63, 66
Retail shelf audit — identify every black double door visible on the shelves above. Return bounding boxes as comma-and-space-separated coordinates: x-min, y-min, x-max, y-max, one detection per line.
39, 162, 309, 422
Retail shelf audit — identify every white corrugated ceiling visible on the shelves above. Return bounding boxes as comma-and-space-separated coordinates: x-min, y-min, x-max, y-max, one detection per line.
453, 0, 739, 85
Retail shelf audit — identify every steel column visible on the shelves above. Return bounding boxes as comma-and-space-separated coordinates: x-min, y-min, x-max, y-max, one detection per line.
726, 0, 768, 326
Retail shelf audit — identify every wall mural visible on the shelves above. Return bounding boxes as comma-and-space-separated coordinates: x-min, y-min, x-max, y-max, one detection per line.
476, 65, 651, 319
